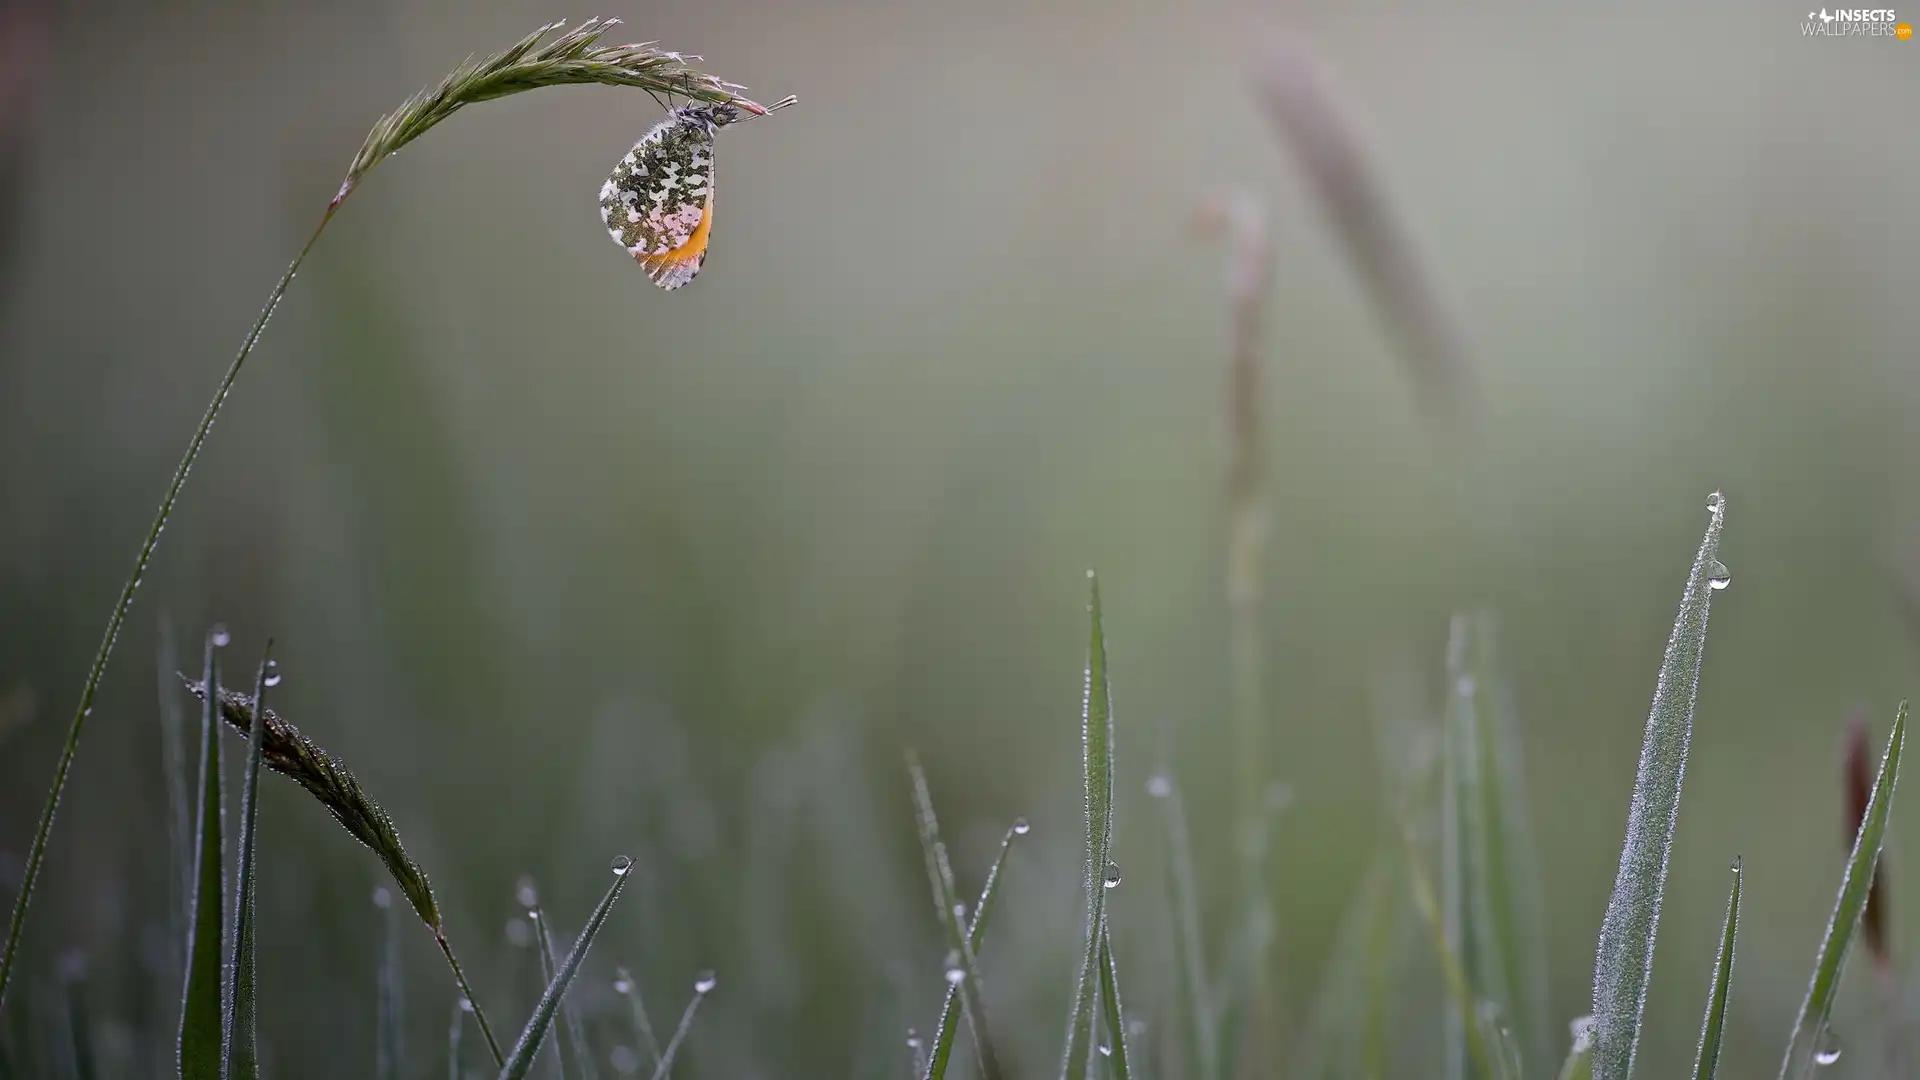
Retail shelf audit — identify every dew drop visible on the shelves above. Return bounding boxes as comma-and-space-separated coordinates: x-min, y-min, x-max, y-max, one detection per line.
515, 875, 538, 909
1813, 1027, 1843, 1066
1707, 560, 1731, 591
693, 970, 717, 994
1012, 817, 1031, 835
262, 659, 282, 687
1146, 774, 1172, 798
905, 1029, 923, 1050
459, 996, 475, 1013
611, 855, 633, 876
1097, 1044, 1112, 1057
371, 887, 391, 909
210, 624, 231, 648
1103, 861, 1122, 889
1568, 1015, 1597, 1053
1707, 491, 1726, 518
1454, 675, 1476, 698
613, 976, 633, 994
944, 966, 966, 985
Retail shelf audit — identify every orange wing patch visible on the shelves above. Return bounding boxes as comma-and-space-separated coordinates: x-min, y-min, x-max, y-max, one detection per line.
638, 194, 713, 291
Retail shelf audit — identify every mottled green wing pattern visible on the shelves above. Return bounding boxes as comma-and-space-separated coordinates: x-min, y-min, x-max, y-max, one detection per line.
600, 107, 721, 259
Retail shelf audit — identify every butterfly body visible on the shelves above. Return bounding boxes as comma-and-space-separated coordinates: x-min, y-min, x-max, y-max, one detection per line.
600, 103, 741, 290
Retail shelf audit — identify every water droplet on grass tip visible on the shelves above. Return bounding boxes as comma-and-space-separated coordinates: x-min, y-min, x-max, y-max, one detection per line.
1707, 491, 1726, 517
693, 970, 717, 994
371, 887, 391, 909
611, 855, 633, 876
262, 659, 281, 687
1707, 560, 1731, 590
1012, 817, 1031, 835
944, 966, 966, 985
1146, 774, 1172, 798
210, 624, 231, 647
459, 996, 474, 1013
614, 976, 632, 994
1103, 861, 1122, 888
1097, 1044, 1112, 1057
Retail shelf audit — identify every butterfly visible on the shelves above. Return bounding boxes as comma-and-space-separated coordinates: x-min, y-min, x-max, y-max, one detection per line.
599, 95, 794, 291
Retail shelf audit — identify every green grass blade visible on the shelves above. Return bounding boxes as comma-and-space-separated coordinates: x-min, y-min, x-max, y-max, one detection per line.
1403, 825, 1493, 1079
906, 752, 1004, 1080
1451, 613, 1550, 1076
537, 912, 599, 1080
376, 889, 405, 1080
1692, 858, 1741, 1080
1060, 572, 1118, 1080
498, 858, 633, 1080
1557, 1018, 1596, 1080
177, 632, 225, 1080
1591, 492, 1729, 1080
529, 906, 567, 1080
615, 967, 662, 1073
157, 618, 195, 950
1098, 920, 1134, 1080
1477, 1003, 1524, 1080
1778, 701, 1908, 1079
1149, 768, 1218, 1080
925, 820, 1025, 1080
645, 974, 715, 1080
1293, 855, 1408, 1080
223, 646, 275, 1080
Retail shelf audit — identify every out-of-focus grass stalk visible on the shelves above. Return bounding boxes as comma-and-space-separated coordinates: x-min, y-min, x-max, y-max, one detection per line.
1253, 39, 1477, 435
0, 18, 783, 1011
1196, 188, 1280, 1077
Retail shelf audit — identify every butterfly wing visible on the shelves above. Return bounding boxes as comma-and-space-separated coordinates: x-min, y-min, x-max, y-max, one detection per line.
600, 109, 719, 290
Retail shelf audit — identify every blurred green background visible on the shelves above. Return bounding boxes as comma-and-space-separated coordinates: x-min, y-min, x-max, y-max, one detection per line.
4, 1, 1920, 1076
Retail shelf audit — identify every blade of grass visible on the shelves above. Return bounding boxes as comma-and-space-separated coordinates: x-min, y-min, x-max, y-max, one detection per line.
1467, 614, 1551, 1076
1779, 701, 1908, 1079
222, 645, 275, 1080
1060, 572, 1118, 1080
1292, 855, 1404, 1080
1478, 1003, 1524, 1080
183, 679, 505, 1066
537, 909, 599, 1080
528, 906, 566, 1080
1590, 492, 1729, 1080
646, 974, 715, 1080
1692, 858, 1741, 1080
924, 820, 1026, 1080
177, 632, 225, 1080
376, 888, 405, 1080
498, 857, 633, 1080
1213, 779, 1289, 1073
1402, 824, 1493, 1079
615, 967, 662, 1073
157, 617, 194, 951
0, 18, 783, 1010
1148, 766, 1218, 1080
1557, 1018, 1597, 1080
905, 752, 1004, 1080
1098, 920, 1134, 1080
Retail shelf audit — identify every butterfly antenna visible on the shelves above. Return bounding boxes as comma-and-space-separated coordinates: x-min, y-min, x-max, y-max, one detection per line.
735, 94, 797, 120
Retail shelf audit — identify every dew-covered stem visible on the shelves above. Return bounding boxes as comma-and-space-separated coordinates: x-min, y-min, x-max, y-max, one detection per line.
1590, 492, 1729, 1080
1691, 859, 1741, 1080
